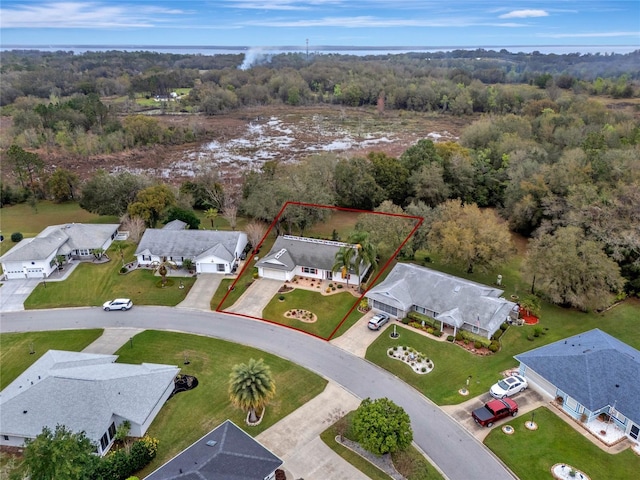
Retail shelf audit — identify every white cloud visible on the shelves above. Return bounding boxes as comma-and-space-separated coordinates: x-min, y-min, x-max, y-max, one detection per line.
0, 1, 188, 29
499, 9, 548, 19
243, 15, 528, 28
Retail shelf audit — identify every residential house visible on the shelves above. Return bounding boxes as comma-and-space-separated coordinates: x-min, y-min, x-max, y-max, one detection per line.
144, 419, 283, 480
0, 223, 120, 279
256, 235, 370, 285
0, 350, 179, 455
365, 263, 518, 339
135, 229, 247, 274
515, 329, 640, 444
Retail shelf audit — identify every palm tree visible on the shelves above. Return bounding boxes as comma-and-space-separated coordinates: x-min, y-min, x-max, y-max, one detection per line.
332, 246, 357, 287
113, 242, 126, 267
349, 231, 378, 282
152, 257, 176, 286
228, 358, 276, 424
204, 207, 218, 229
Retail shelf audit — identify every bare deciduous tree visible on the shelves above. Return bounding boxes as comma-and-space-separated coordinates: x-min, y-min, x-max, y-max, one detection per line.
120, 214, 146, 244
222, 203, 238, 230
245, 220, 267, 253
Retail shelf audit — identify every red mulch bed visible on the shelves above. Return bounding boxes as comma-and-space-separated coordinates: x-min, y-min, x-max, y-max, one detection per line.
521, 311, 539, 325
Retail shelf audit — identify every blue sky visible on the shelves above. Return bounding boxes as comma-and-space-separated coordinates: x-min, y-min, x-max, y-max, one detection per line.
1, 1, 638, 50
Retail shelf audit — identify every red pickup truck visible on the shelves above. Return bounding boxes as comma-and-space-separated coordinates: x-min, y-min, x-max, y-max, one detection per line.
472, 398, 518, 427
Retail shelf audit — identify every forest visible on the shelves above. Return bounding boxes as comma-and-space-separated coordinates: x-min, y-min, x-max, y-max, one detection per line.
0, 48, 639, 309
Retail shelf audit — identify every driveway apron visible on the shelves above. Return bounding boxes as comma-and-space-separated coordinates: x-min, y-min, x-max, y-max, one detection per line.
0, 278, 40, 312
176, 274, 223, 310
225, 278, 283, 317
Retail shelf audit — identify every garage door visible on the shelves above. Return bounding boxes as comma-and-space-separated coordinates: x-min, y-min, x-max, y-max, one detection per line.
261, 268, 287, 281
522, 367, 556, 399
199, 263, 224, 273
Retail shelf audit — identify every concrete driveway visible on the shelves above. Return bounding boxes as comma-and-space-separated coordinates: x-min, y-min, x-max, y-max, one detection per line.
176, 274, 223, 310
442, 388, 547, 441
225, 278, 282, 317
0, 278, 40, 312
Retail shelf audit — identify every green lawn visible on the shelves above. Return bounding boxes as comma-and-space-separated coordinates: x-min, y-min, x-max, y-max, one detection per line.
484, 407, 640, 480
24, 242, 196, 309
262, 289, 362, 338
114, 330, 327, 477
0, 330, 103, 389
365, 299, 640, 405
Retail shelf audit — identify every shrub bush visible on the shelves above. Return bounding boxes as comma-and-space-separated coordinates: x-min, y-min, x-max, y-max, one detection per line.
432, 330, 443, 337
455, 332, 463, 341
426, 327, 434, 335
500, 322, 509, 331
11, 232, 23, 242
488, 343, 499, 353
401, 317, 411, 325
534, 326, 543, 337
447, 335, 455, 342
527, 334, 534, 341
120, 266, 127, 274
278, 295, 285, 301
337, 284, 343, 289
406, 311, 440, 330
474, 341, 482, 349
460, 330, 492, 348
492, 329, 503, 341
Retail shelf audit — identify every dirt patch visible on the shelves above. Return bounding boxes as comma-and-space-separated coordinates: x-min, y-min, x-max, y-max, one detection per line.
9, 105, 469, 184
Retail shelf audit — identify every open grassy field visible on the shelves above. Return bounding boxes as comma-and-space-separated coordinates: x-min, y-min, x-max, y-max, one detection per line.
0, 330, 103, 390
484, 407, 640, 480
24, 241, 196, 309
113, 330, 327, 477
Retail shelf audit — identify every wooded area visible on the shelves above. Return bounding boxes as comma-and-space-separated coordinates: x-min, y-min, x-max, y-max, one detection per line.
1, 48, 638, 308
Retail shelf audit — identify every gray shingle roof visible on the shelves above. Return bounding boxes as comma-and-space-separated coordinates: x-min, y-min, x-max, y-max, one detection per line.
144, 420, 282, 480
256, 235, 362, 273
515, 329, 640, 424
367, 263, 515, 334
0, 224, 119, 262
135, 230, 244, 262
0, 350, 179, 443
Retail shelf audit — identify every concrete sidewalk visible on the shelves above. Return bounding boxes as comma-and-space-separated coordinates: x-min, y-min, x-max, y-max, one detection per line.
82, 328, 145, 354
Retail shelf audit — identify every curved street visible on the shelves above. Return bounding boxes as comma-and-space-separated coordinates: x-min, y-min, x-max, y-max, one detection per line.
0, 307, 516, 480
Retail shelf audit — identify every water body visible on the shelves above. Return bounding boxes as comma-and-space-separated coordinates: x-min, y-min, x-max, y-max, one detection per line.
1, 44, 638, 55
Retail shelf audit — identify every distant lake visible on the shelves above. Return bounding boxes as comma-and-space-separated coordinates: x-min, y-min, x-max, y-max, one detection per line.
1, 45, 638, 56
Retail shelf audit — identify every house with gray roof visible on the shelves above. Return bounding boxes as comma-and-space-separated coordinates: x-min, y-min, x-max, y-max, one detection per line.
145, 419, 282, 480
0, 223, 120, 279
365, 263, 518, 339
515, 329, 640, 444
0, 350, 179, 455
256, 235, 370, 285
135, 230, 247, 274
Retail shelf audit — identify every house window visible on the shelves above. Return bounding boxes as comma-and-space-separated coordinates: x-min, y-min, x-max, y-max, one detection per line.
3, 435, 8, 441
302, 267, 317, 274
217, 263, 225, 272
100, 433, 109, 450
108, 422, 116, 440
142, 255, 151, 261
564, 396, 578, 412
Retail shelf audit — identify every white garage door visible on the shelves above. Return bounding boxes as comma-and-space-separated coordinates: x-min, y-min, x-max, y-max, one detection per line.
523, 367, 556, 399
199, 263, 224, 273
262, 268, 288, 281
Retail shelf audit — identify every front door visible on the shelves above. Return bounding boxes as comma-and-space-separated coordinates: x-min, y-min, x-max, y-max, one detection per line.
326, 270, 333, 280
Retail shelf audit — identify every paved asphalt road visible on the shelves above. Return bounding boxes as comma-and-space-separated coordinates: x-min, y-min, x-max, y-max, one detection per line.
1, 307, 516, 480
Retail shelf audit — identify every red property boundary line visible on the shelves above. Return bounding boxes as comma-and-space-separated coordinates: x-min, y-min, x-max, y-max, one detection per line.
216, 201, 424, 341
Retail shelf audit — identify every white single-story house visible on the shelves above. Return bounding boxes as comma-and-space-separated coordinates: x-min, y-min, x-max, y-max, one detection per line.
144, 419, 283, 480
0, 350, 180, 455
0, 223, 120, 279
135, 229, 247, 274
365, 263, 518, 339
256, 235, 370, 285
515, 329, 640, 444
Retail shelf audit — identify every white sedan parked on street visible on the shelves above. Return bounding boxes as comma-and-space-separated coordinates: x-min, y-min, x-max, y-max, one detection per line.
490, 374, 528, 398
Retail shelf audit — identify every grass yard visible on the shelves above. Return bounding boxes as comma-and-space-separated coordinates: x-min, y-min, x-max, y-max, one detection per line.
114, 330, 327, 477
365, 298, 640, 406
484, 407, 640, 480
262, 289, 360, 339
0, 330, 103, 389
306, 209, 362, 240
24, 242, 196, 309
